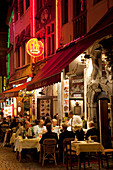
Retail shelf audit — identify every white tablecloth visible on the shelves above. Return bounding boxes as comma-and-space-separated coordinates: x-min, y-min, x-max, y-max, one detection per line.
15, 136, 40, 152
71, 141, 105, 156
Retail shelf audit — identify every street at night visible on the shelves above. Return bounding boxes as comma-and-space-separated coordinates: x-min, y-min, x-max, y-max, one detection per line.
0, 143, 113, 170
0, 0, 113, 169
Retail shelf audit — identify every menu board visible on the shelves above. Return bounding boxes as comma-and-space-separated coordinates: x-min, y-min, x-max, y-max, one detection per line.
40, 99, 51, 117
63, 80, 69, 113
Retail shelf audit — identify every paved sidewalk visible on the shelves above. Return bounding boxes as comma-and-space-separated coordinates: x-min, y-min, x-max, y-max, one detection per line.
0, 143, 113, 170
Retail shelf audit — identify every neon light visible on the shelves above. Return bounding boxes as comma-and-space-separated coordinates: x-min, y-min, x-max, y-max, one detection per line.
56, 0, 58, 50
7, 12, 14, 79
33, 0, 35, 37
26, 38, 44, 58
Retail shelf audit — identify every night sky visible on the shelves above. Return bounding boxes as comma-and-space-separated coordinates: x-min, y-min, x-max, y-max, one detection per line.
0, 0, 9, 31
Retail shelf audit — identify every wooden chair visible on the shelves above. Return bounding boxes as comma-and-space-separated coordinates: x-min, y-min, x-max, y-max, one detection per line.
62, 138, 75, 164
64, 138, 78, 170
101, 148, 113, 168
42, 138, 57, 166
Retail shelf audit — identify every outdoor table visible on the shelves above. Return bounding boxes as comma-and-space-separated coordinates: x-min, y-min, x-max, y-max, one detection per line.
15, 136, 40, 161
69, 141, 105, 170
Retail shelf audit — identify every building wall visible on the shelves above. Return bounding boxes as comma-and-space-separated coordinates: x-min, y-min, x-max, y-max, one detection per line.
87, 0, 113, 32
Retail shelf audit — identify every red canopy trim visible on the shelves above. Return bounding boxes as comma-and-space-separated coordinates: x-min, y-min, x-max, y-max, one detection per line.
3, 81, 30, 98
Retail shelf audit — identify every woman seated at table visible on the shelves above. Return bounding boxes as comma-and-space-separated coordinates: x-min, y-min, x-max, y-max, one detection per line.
15, 121, 24, 137
22, 121, 33, 139
86, 121, 99, 140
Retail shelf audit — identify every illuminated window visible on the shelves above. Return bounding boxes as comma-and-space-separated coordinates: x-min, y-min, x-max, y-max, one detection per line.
61, 0, 68, 25
20, 0, 24, 17
93, 0, 102, 5
26, 0, 30, 9
47, 23, 55, 56
16, 47, 20, 68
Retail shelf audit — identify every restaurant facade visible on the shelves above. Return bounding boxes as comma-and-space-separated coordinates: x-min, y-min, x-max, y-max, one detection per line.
0, 0, 113, 148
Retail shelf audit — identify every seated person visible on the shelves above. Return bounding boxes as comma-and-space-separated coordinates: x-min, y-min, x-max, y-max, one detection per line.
75, 128, 84, 141
52, 119, 60, 133
22, 121, 33, 138
81, 116, 87, 129
59, 123, 75, 144
59, 123, 75, 162
86, 121, 99, 140
33, 119, 46, 137
40, 123, 58, 144
15, 122, 24, 137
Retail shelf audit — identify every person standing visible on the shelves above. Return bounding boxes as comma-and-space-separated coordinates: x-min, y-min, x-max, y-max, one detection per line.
67, 111, 83, 132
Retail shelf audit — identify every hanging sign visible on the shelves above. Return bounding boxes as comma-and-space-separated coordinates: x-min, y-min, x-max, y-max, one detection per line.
26, 38, 44, 58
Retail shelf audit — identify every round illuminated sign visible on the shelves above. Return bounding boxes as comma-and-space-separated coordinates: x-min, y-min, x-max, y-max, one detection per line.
26, 38, 44, 58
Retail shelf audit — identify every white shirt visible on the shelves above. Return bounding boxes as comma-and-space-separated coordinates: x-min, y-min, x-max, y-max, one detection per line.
33, 125, 46, 135
68, 115, 83, 130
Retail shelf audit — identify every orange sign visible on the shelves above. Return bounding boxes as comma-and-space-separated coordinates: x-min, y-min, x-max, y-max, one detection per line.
26, 38, 44, 58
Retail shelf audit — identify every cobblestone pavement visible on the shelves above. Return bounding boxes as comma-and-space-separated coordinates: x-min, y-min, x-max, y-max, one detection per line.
0, 143, 113, 170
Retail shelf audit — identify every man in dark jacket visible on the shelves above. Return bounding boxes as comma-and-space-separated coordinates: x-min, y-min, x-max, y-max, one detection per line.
39, 123, 58, 144
58, 123, 75, 162
59, 123, 75, 144
86, 121, 99, 140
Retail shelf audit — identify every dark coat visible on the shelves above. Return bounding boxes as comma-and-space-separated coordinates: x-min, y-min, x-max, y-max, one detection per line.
39, 131, 58, 144
86, 127, 99, 140
59, 130, 75, 144
75, 128, 84, 141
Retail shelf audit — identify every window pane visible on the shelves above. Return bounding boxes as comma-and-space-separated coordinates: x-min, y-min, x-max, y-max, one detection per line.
20, 0, 24, 17
26, 0, 30, 9
52, 34, 54, 54
14, 1, 18, 21
52, 23, 54, 32
22, 44, 25, 66
47, 26, 50, 35
47, 37, 51, 56
62, 0, 68, 25
16, 48, 20, 68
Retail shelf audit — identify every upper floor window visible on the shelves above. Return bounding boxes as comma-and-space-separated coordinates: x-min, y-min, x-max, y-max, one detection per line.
26, 0, 30, 9
16, 47, 20, 68
22, 43, 25, 66
20, 0, 24, 17
61, 0, 68, 25
93, 0, 102, 5
47, 23, 55, 56
37, 0, 43, 11
73, 0, 86, 18
14, 1, 18, 22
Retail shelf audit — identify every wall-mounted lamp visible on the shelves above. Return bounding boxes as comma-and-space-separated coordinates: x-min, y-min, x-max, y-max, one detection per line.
94, 46, 102, 51
84, 54, 91, 59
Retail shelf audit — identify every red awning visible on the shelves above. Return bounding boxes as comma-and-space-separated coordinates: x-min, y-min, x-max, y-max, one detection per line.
23, 24, 30, 42
18, 29, 25, 46
27, 7, 113, 91
3, 81, 30, 98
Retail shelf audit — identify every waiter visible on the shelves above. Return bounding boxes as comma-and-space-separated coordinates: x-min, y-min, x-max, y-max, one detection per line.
67, 111, 83, 132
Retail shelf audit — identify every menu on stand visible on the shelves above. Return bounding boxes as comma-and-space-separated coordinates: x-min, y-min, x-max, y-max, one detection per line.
63, 80, 69, 114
